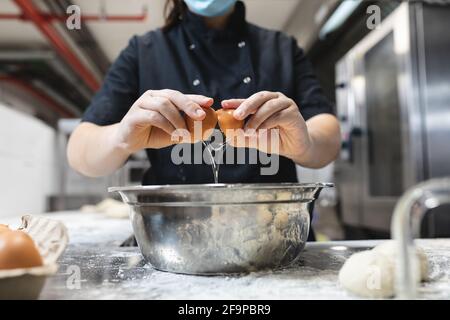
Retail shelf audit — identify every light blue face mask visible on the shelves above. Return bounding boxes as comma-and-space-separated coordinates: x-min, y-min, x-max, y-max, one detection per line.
184, 0, 237, 17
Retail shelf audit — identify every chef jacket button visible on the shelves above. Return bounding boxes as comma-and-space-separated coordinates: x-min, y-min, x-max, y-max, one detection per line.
193, 79, 200, 86
238, 41, 246, 48
243, 76, 251, 84
189, 44, 196, 50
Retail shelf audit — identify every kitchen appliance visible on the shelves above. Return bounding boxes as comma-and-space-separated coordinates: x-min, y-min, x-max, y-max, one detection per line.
335, 2, 450, 236
110, 183, 332, 274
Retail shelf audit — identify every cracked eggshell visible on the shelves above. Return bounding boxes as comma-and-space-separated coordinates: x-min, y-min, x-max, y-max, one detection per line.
0, 224, 10, 234
185, 107, 217, 142
0, 215, 68, 299
216, 109, 244, 137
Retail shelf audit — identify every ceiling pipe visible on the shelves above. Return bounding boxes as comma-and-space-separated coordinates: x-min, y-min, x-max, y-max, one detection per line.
13, 0, 100, 92
43, 0, 111, 76
0, 49, 92, 108
32, 79, 82, 117
0, 75, 75, 118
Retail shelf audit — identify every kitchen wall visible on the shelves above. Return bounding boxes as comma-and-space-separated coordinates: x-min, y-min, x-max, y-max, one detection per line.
0, 102, 58, 219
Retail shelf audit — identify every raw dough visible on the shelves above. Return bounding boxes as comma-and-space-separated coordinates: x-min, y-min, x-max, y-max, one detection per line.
80, 198, 129, 219
338, 241, 428, 298
274, 211, 289, 230
256, 208, 273, 226
339, 250, 395, 298
372, 240, 428, 281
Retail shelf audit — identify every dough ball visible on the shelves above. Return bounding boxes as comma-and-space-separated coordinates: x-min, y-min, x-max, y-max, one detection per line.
81, 198, 129, 219
274, 212, 289, 230
339, 250, 395, 298
256, 193, 275, 202
256, 208, 273, 226
276, 192, 292, 201
372, 241, 428, 281
339, 241, 428, 298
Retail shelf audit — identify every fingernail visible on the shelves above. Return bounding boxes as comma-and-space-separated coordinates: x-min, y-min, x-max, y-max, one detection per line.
196, 109, 205, 117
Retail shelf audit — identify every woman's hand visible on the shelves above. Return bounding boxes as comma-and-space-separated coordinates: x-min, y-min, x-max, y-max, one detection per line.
113, 89, 213, 152
68, 89, 213, 178
222, 91, 341, 168
222, 91, 312, 158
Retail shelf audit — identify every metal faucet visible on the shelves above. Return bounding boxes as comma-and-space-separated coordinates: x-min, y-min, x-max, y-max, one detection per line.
391, 178, 450, 299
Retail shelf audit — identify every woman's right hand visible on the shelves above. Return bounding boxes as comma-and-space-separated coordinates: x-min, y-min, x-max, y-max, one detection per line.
113, 89, 214, 152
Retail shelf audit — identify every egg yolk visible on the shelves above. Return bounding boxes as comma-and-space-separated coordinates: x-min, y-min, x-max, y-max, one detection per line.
184, 107, 218, 143
216, 109, 245, 137
0, 230, 43, 270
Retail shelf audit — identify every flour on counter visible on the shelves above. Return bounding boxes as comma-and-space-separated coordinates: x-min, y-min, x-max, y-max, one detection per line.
36, 212, 450, 300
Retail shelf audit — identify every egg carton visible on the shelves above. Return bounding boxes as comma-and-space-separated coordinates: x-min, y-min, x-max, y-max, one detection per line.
0, 215, 69, 299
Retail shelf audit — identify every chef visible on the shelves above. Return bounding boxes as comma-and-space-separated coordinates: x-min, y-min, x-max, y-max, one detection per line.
67, 0, 341, 228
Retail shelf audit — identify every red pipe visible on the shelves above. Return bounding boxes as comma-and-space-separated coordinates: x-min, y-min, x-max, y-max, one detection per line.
0, 76, 75, 118
0, 13, 147, 22
0, 13, 27, 20
13, 0, 100, 92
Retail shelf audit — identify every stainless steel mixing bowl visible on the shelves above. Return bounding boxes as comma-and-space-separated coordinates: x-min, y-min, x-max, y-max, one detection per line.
109, 183, 332, 275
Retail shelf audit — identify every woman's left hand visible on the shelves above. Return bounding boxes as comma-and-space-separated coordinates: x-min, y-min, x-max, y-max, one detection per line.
221, 91, 312, 160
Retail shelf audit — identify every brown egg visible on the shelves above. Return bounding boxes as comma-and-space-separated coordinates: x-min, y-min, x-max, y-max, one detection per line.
0, 224, 10, 234
216, 109, 245, 136
184, 107, 218, 142
0, 230, 43, 270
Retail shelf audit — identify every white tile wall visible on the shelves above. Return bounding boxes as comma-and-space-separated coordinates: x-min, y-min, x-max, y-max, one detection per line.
0, 103, 58, 219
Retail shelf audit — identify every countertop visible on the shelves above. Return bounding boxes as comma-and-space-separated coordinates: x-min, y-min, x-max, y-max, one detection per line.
4, 211, 450, 299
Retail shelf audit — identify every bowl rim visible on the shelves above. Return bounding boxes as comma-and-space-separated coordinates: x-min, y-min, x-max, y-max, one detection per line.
108, 182, 334, 193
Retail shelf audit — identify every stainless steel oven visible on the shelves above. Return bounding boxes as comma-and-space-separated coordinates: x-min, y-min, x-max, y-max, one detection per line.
335, 2, 450, 235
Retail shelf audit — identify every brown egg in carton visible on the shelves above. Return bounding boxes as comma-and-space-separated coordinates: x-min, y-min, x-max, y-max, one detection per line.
0, 215, 69, 299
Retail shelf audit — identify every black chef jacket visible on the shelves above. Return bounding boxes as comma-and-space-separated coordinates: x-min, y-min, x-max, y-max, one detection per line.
82, 1, 333, 185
